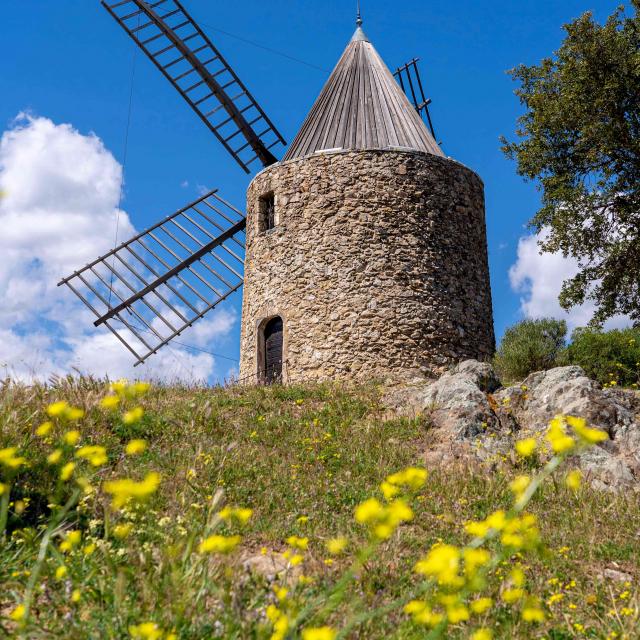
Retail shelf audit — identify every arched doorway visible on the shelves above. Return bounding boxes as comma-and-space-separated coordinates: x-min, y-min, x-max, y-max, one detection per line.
263, 316, 283, 384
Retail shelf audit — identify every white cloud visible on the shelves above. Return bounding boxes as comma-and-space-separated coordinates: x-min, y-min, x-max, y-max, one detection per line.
509, 231, 630, 332
0, 114, 236, 383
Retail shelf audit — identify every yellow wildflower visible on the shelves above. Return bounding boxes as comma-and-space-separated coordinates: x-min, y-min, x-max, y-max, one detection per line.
47, 449, 63, 465
297, 515, 309, 524
522, 606, 545, 622
565, 469, 582, 491
129, 622, 163, 640
546, 416, 576, 453
9, 604, 26, 621
114, 523, 133, 539
63, 430, 81, 446
302, 627, 337, 640
125, 439, 147, 455
71, 589, 81, 603
218, 506, 253, 525
515, 437, 537, 457
414, 544, 462, 586
100, 395, 120, 409
76, 445, 108, 467
198, 534, 242, 554
285, 535, 309, 550
60, 462, 76, 481
380, 480, 400, 500
470, 597, 493, 614
385, 467, 428, 490
123, 407, 144, 425
463, 548, 490, 574
566, 416, 608, 444
103, 472, 160, 508
502, 588, 524, 603
55, 565, 68, 580
47, 401, 69, 417
471, 629, 493, 640
0, 447, 27, 469
354, 498, 385, 524
60, 530, 81, 552
446, 603, 469, 623
36, 421, 53, 437
509, 475, 531, 496
326, 537, 348, 555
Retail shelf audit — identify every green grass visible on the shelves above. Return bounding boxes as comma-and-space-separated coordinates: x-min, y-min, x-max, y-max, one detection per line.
0, 378, 638, 638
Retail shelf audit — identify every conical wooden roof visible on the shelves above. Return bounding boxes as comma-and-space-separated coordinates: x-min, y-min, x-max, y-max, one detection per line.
284, 24, 443, 161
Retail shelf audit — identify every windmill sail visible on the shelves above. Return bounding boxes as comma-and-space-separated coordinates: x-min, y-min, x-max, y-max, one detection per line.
394, 58, 438, 143
101, 0, 286, 173
58, 190, 245, 366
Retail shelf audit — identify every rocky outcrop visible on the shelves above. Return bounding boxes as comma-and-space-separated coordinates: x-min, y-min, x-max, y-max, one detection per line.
389, 361, 640, 490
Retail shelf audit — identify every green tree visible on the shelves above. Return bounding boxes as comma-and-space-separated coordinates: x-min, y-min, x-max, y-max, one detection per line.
502, 3, 640, 325
494, 318, 567, 382
563, 326, 640, 387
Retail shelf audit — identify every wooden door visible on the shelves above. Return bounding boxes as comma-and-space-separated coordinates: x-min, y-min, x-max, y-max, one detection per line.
264, 317, 283, 384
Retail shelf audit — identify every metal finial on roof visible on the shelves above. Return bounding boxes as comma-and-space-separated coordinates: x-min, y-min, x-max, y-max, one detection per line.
356, 0, 363, 27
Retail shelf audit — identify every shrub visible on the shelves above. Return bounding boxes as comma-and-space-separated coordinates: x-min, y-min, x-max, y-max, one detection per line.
494, 318, 567, 383
563, 327, 640, 388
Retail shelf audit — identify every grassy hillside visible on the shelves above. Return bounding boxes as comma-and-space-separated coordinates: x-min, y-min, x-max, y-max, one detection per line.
0, 379, 638, 639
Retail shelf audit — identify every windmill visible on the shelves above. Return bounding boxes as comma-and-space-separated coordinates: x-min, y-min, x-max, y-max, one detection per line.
59, 0, 442, 377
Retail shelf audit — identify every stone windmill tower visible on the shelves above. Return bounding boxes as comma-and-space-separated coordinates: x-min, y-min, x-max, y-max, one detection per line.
239, 16, 495, 384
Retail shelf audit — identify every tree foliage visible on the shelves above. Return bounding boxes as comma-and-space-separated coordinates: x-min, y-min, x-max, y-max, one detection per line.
502, 2, 640, 325
562, 326, 640, 386
494, 318, 567, 382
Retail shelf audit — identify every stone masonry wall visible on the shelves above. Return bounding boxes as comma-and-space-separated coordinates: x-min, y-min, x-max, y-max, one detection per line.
239, 149, 495, 384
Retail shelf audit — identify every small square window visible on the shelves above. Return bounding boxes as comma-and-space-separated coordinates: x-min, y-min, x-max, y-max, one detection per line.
259, 192, 276, 232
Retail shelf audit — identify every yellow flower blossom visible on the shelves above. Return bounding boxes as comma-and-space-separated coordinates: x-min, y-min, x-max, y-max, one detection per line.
123, 407, 144, 425
565, 469, 582, 491
71, 589, 81, 603
380, 480, 400, 500
296, 515, 309, 524
285, 535, 309, 550
470, 597, 493, 614
60, 462, 76, 481
60, 530, 81, 552
125, 439, 147, 455
446, 603, 469, 623
471, 629, 493, 640
463, 548, 490, 574
47, 401, 70, 417
63, 430, 81, 446
502, 588, 524, 603
47, 449, 63, 465
114, 523, 133, 539
76, 445, 108, 467
103, 472, 160, 508
354, 498, 385, 524
129, 622, 163, 639
0, 447, 27, 469
55, 565, 68, 580
36, 421, 53, 437
218, 506, 253, 525
414, 544, 462, 586
301, 627, 337, 640
326, 537, 348, 555
522, 606, 545, 622
385, 467, 428, 490
566, 416, 608, 444
509, 475, 531, 496
546, 416, 576, 453
198, 534, 241, 554
100, 395, 120, 409
515, 438, 537, 457
9, 604, 26, 621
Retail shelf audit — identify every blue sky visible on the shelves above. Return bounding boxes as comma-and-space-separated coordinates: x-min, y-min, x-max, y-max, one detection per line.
0, 0, 626, 382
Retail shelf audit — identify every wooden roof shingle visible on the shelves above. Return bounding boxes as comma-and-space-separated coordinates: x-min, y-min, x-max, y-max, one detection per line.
284, 25, 444, 161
